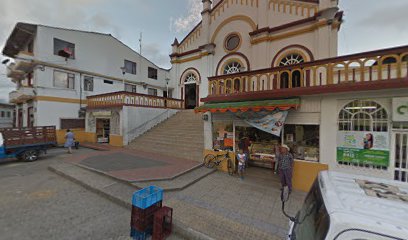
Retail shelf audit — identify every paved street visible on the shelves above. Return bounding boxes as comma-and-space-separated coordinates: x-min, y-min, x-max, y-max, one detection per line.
0, 148, 155, 240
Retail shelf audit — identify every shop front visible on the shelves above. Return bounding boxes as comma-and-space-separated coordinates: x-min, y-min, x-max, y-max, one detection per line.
197, 97, 328, 191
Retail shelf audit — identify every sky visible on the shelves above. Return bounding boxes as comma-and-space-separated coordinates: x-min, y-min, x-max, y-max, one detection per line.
1, 0, 408, 102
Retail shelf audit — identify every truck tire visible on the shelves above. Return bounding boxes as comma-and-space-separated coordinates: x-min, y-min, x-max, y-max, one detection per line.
23, 150, 39, 162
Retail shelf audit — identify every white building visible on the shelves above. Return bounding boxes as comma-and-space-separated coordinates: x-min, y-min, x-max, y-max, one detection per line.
0, 103, 14, 128
2, 23, 174, 130
167, 0, 408, 190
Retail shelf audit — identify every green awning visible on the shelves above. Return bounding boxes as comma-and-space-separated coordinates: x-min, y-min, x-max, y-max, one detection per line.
195, 98, 300, 113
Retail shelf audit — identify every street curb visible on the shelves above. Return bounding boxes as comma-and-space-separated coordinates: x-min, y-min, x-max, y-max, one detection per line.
73, 162, 214, 192
48, 164, 214, 240
48, 165, 132, 209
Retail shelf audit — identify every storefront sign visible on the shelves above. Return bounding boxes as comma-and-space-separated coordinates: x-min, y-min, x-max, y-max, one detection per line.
392, 97, 408, 122
336, 131, 389, 167
93, 111, 112, 117
235, 111, 288, 136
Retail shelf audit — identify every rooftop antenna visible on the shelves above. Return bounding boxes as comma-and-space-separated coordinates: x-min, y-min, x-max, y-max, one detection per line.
139, 32, 142, 55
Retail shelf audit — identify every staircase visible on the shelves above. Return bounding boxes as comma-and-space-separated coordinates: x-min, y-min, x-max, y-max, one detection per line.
127, 110, 204, 162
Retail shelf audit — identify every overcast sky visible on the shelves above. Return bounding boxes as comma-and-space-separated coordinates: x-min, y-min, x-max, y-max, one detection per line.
1, 0, 408, 102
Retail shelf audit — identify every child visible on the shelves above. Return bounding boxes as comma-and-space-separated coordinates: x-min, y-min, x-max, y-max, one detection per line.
237, 148, 246, 180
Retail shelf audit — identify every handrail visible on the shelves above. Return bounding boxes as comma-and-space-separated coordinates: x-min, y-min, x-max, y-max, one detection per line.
208, 45, 408, 81
127, 109, 171, 135
207, 45, 408, 97
86, 91, 184, 109
126, 109, 179, 143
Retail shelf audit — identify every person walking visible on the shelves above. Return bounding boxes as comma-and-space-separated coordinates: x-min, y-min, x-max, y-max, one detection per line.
64, 129, 75, 154
277, 144, 294, 193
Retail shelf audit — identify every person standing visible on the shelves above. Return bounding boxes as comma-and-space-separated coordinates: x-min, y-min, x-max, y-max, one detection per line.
237, 148, 246, 180
238, 136, 251, 167
64, 129, 75, 154
277, 144, 294, 193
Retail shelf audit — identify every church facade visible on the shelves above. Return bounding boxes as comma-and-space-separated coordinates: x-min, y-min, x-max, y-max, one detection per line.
170, 0, 408, 190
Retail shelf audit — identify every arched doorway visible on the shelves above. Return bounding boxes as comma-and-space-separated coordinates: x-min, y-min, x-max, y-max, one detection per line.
184, 73, 198, 109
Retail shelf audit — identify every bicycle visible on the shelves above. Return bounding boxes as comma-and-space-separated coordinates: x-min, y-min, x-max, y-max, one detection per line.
203, 150, 234, 176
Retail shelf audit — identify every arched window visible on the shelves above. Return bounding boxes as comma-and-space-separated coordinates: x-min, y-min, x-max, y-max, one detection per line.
184, 73, 197, 84
338, 100, 388, 132
278, 53, 305, 88
224, 61, 242, 75
279, 54, 305, 66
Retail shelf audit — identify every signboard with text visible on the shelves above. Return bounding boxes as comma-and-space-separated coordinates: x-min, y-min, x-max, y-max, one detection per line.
392, 97, 408, 122
337, 131, 389, 167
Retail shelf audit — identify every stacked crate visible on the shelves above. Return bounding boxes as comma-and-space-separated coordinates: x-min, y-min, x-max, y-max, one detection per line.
130, 186, 163, 240
152, 206, 173, 240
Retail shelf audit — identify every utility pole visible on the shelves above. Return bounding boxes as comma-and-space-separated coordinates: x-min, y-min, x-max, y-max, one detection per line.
139, 32, 142, 55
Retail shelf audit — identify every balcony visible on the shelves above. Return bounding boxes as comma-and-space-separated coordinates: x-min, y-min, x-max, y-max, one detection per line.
203, 45, 408, 103
87, 91, 184, 109
9, 87, 35, 103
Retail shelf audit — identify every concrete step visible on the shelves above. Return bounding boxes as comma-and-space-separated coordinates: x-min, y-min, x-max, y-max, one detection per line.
131, 139, 203, 147
48, 162, 213, 240
133, 166, 215, 191
166, 198, 282, 240
134, 135, 204, 143
128, 144, 204, 155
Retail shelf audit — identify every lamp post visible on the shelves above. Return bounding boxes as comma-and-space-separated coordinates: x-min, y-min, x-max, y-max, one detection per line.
120, 66, 126, 91
165, 77, 170, 117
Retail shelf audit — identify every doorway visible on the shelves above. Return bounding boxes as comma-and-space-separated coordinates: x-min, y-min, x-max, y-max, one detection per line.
185, 83, 197, 109
96, 118, 110, 143
392, 130, 408, 183
18, 109, 23, 128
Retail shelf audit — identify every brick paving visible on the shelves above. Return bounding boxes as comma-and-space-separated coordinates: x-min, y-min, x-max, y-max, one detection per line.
64, 147, 201, 182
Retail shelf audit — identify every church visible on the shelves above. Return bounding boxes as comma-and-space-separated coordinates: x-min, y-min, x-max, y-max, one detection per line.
170, 0, 408, 190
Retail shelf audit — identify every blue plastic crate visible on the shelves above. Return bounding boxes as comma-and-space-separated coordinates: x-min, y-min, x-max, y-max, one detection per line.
130, 227, 151, 240
132, 186, 163, 209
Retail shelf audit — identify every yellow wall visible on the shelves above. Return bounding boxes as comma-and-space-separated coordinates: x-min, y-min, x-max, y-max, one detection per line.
203, 149, 236, 172
109, 135, 124, 147
292, 160, 328, 192
56, 129, 96, 145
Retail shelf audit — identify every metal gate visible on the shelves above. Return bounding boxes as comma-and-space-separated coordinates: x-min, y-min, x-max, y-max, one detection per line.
392, 130, 408, 183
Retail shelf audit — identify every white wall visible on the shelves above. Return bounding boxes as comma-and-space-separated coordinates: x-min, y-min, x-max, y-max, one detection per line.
35, 26, 171, 91
123, 106, 179, 144
36, 101, 81, 129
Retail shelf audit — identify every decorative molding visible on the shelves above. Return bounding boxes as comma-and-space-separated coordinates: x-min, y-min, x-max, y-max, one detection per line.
215, 52, 251, 76
170, 52, 210, 64
268, 0, 318, 17
179, 67, 201, 85
35, 96, 88, 104
211, 15, 257, 44
250, 20, 328, 44
271, 44, 315, 67
223, 32, 243, 53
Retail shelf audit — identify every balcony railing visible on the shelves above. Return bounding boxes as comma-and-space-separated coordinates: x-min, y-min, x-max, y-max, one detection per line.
205, 45, 408, 102
87, 91, 184, 109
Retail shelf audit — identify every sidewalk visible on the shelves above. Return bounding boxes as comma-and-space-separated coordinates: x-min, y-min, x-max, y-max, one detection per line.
50, 159, 306, 240
64, 147, 202, 182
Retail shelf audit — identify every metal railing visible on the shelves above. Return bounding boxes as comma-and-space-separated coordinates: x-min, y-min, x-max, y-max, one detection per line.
126, 109, 179, 144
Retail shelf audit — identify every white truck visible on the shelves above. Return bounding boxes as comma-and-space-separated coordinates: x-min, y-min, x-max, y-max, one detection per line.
282, 171, 408, 240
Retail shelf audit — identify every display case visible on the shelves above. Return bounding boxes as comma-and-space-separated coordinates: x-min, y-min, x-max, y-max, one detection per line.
249, 142, 279, 169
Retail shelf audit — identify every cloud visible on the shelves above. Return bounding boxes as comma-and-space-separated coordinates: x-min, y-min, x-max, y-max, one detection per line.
170, 0, 202, 33
358, 2, 408, 32
142, 43, 171, 69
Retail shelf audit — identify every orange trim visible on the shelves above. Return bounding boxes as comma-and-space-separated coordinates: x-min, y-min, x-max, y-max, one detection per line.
195, 104, 297, 113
